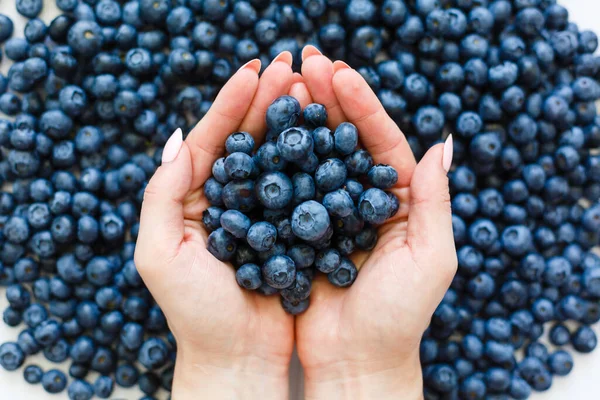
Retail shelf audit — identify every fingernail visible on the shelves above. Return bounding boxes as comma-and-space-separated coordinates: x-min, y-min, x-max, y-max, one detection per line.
301, 45, 322, 61
442, 134, 453, 173
162, 128, 183, 164
332, 60, 351, 73
238, 58, 261, 73
271, 51, 293, 66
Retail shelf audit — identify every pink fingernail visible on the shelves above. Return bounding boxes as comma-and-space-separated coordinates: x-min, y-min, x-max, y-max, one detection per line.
162, 128, 183, 164
301, 45, 322, 61
271, 51, 293, 66
332, 60, 351, 73
238, 58, 261, 73
442, 134, 453, 173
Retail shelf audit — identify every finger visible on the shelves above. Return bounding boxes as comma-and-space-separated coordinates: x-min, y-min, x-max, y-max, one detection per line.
331, 66, 417, 187
301, 44, 322, 60
406, 136, 456, 271
291, 72, 304, 85
136, 129, 193, 266
238, 51, 295, 137
301, 47, 347, 128
186, 59, 261, 188
289, 82, 313, 109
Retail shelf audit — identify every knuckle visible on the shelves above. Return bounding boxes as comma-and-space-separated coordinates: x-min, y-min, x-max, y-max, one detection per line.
133, 248, 148, 272
141, 180, 160, 204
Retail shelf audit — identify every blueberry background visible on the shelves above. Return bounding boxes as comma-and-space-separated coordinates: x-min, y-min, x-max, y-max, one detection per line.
1, 4, 168, 400
1, 1, 600, 400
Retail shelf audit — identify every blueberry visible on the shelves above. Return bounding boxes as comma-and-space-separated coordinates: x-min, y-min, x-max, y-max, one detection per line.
43, 338, 70, 363
426, 364, 458, 393
256, 141, 287, 172
579, 30, 598, 53
266, 96, 301, 134
292, 172, 315, 205
137, 373, 159, 396
467, 272, 495, 299
323, 189, 354, 218
3, 307, 22, 327
296, 152, 320, 174
350, 26, 381, 60
0, 93, 22, 116
414, 106, 445, 139
67, 21, 103, 58
398, 16, 424, 45
222, 180, 257, 211
207, 227, 238, 261
247, 221, 277, 252
235, 263, 262, 290
281, 297, 310, 315
5, 216, 30, 244
358, 188, 392, 225
24, 364, 43, 384
17, 329, 39, 355
202, 206, 224, 232
8, 150, 40, 178
42, 369, 67, 394
262, 255, 296, 289
303, 103, 328, 128
551, 30, 579, 61
220, 210, 251, 239
225, 132, 254, 155
281, 270, 312, 303
169, 48, 197, 75
315, 158, 347, 192
376, 60, 404, 91
277, 127, 313, 162
328, 258, 358, 287
544, 256, 572, 287
0, 14, 13, 43
254, 18, 279, 47
548, 323, 571, 346
583, 266, 600, 297
115, 363, 139, 387
292, 200, 331, 241
460, 376, 486, 399
572, 326, 597, 353
486, 367, 511, 392
501, 225, 532, 257
224, 152, 255, 180
255, 172, 293, 209
353, 225, 377, 250
68, 379, 94, 400
22, 303, 47, 328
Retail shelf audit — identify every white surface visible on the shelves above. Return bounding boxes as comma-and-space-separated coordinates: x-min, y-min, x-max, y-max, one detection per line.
1, 1, 600, 399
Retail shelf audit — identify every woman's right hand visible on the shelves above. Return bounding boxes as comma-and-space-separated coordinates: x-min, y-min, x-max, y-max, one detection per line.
293, 48, 458, 400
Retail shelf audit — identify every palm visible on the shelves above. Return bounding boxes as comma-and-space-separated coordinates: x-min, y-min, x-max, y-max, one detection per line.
297, 189, 434, 370
156, 194, 294, 363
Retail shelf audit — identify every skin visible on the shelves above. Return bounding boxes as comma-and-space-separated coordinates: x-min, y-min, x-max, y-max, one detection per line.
135, 48, 457, 399
296, 48, 457, 400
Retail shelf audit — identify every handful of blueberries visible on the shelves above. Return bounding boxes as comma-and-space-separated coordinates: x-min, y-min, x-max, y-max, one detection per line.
203, 95, 399, 314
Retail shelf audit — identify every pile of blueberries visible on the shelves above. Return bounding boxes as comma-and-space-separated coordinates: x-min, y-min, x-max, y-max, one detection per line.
204, 96, 399, 314
0, 0, 597, 399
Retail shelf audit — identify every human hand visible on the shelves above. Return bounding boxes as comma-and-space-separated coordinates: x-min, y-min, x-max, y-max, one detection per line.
134, 53, 298, 400
293, 47, 458, 400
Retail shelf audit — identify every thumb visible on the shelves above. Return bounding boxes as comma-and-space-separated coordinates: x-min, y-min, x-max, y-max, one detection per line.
407, 135, 456, 268
136, 128, 193, 267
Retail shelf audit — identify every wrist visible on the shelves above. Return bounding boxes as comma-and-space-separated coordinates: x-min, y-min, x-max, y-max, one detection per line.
303, 353, 423, 400
173, 344, 290, 400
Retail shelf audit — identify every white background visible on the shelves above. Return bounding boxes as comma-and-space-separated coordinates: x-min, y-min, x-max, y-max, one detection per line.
1, 0, 600, 399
